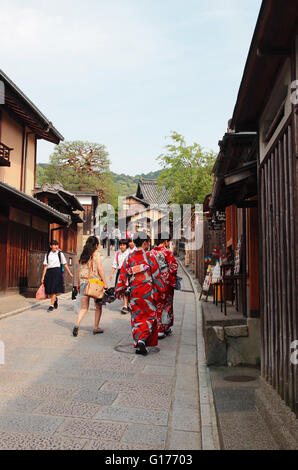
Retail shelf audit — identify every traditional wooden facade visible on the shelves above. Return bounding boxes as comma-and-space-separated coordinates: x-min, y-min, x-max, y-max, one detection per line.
230, 0, 297, 415
210, 132, 259, 317
0, 182, 68, 293
34, 183, 84, 253
0, 69, 63, 195
118, 179, 170, 241
0, 71, 65, 295
71, 190, 99, 254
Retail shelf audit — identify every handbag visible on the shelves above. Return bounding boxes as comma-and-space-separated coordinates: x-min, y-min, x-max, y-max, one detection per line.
84, 255, 104, 299
36, 284, 47, 300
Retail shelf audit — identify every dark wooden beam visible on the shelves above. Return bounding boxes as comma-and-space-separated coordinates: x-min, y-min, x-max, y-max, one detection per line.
257, 46, 291, 57
237, 201, 258, 208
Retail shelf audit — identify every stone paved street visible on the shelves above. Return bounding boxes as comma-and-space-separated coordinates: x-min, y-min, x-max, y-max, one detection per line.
0, 257, 211, 450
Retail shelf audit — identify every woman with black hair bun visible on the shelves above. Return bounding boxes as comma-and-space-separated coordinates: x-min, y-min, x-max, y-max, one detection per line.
115, 231, 166, 356
73, 236, 108, 337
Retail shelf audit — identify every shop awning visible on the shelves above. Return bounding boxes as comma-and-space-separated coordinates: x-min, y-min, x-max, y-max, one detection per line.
210, 161, 257, 210
0, 181, 70, 224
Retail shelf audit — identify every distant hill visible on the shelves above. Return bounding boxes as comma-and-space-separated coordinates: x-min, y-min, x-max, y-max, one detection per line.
36, 164, 161, 196
112, 170, 161, 196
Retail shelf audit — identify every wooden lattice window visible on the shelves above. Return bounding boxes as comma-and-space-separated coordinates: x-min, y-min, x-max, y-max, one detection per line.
0, 142, 13, 167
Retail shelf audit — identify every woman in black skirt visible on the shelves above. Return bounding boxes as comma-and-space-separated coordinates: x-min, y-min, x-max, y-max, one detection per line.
41, 240, 74, 312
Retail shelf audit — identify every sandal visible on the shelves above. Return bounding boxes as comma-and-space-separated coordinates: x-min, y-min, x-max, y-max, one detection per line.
93, 328, 104, 335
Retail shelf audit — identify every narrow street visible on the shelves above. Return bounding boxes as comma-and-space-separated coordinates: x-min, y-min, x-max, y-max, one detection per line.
0, 256, 218, 450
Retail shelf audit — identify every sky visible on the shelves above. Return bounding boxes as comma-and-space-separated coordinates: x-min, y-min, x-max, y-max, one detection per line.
0, 0, 262, 174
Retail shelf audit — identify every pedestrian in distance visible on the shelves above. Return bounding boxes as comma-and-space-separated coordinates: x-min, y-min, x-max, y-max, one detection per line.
113, 226, 121, 251
41, 240, 74, 312
73, 236, 108, 337
110, 239, 130, 314
116, 232, 166, 356
101, 228, 108, 249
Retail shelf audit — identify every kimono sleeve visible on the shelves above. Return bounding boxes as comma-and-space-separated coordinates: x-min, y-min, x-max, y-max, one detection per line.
147, 254, 166, 294
166, 250, 178, 276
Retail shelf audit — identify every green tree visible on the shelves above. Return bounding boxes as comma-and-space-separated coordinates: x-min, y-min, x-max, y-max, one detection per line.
37, 140, 116, 204
157, 132, 216, 205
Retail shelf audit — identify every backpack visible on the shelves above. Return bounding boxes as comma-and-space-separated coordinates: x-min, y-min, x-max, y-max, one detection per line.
46, 250, 64, 272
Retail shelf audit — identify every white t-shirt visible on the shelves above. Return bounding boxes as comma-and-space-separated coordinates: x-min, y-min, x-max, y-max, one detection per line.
43, 250, 67, 268
112, 250, 129, 269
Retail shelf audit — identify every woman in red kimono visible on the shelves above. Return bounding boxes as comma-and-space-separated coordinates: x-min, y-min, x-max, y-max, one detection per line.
116, 232, 165, 356
151, 234, 178, 339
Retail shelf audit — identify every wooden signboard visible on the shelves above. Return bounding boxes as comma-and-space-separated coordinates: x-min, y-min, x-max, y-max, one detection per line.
200, 271, 213, 301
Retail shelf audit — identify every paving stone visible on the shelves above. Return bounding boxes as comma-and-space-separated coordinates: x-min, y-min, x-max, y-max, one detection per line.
57, 367, 136, 381
115, 391, 171, 411
72, 389, 118, 405
22, 384, 77, 401
95, 406, 169, 426
168, 430, 201, 450
123, 424, 167, 447
58, 418, 127, 440
0, 413, 63, 434
0, 383, 31, 397
36, 400, 100, 418
0, 396, 42, 413
173, 389, 200, 410
0, 371, 33, 385
101, 380, 172, 397
84, 440, 160, 450
172, 407, 201, 432
0, 431, 86, 450
142, 365, 175, 377
212, 387, 257, 413
34, 375, 105, 391
132, 374, 175, 386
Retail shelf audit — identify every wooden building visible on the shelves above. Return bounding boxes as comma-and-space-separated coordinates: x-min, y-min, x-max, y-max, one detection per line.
221, 0, 297, 415
0, 69, 63, 195
0, 70, 66, 295
210, 132, 259, 317
34, 183, 84, 251
118, 179, 171, 241
0, 182, 69, 294
71, 190, 99, 253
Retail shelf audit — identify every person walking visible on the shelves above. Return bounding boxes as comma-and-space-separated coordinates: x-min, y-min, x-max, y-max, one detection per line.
73, 236, 108, 337
101, 228, 108, 249
110, 239, 129, 314
116, 232, 165, 356
151, 234, 178, 339
41, 240, 74, 312
113, 226, 121, 251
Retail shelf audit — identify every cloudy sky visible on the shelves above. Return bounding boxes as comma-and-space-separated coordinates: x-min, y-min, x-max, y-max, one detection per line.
0, 0, 262, 174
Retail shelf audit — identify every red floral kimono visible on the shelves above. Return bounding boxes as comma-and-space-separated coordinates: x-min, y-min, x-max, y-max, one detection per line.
150, 246, 178, 334
116, 248, 166, 347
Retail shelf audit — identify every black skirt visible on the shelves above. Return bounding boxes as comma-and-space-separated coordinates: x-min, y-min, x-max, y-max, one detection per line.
44, 267, 64, 295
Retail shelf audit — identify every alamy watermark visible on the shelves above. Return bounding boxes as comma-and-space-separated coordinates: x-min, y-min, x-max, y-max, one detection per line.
290, 340, 298, 366
290, 80, 298, 105
94, 199, 205, 251
0, 80, 4, 105
0, 341, 5, 365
